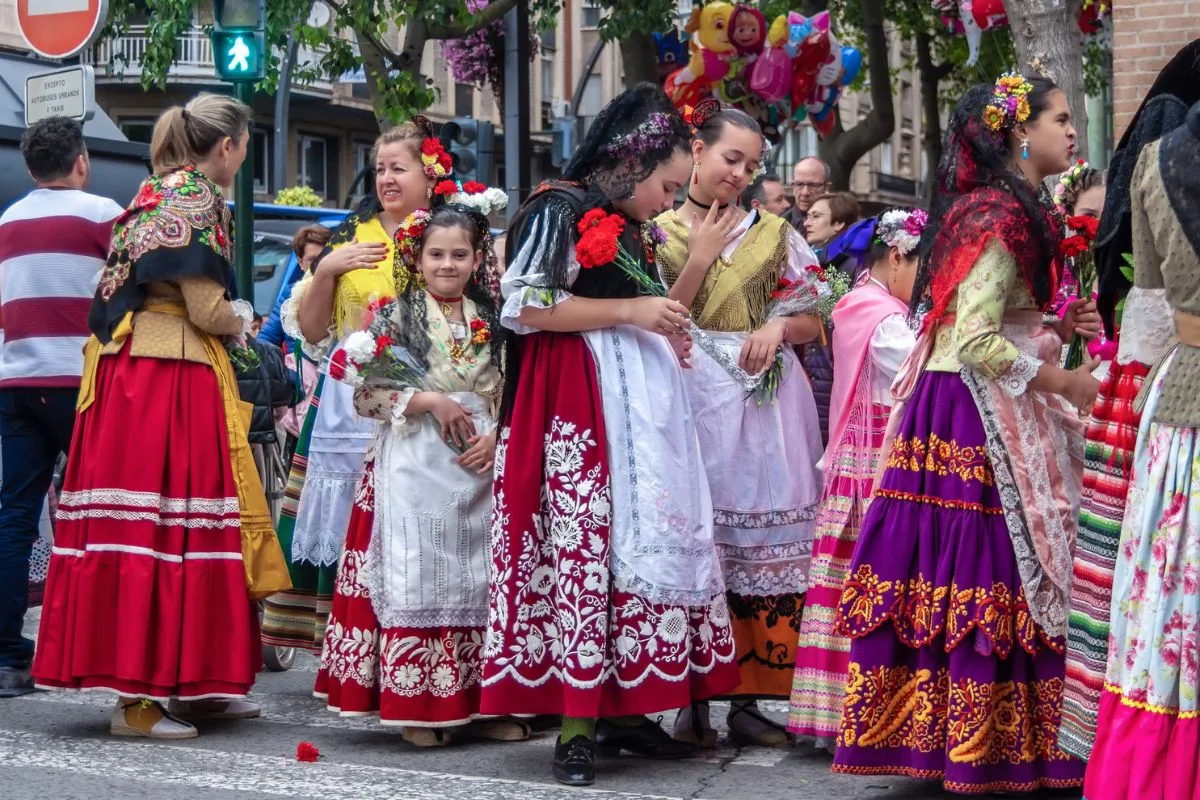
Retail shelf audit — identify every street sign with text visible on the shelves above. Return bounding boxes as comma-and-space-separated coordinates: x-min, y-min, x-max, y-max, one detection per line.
17, 0, 109, 60
25, 65, 96, 125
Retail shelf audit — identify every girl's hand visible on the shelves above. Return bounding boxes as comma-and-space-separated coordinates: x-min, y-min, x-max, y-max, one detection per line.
318, 239, 388, 277
458, 429, 498, 475
1059, 298, 1101, 341
431, 396, 476, 450
686, 201, 740, 270
668, 330, 694, 369
1061, 357, 1102, 415
739, 319, 785, 374
628, 296, 691, 337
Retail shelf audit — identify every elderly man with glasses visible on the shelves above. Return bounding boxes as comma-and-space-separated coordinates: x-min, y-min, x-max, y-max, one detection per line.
790, 156, 832, 231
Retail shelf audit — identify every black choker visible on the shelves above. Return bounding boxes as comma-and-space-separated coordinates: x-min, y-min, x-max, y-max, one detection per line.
686, 194, 730, 211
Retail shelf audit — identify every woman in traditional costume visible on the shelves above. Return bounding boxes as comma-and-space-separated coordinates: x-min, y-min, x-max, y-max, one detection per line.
787, 208, 924, 748
262, 121, 446, 653
480, 83, 739, 787
1082, 101, 1200, 800
831, 75, 1100, 794
1057, 40, 1198, 760
33, 94, 287, 739
315, 203, 528, 746
653, 103, 825, 747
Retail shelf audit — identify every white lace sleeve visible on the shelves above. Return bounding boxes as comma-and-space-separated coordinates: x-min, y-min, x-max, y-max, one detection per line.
1116, 286, 1174, 366
500, 211, 579, 335
281, 272, 335, 362
993, 352, 1044, 397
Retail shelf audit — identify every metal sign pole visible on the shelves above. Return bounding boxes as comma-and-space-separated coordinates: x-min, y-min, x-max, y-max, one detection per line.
235, 80, 255, 302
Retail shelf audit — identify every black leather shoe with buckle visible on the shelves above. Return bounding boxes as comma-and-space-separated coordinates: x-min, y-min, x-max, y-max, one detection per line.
595, 717, 699, 759
553, 735, 596, 786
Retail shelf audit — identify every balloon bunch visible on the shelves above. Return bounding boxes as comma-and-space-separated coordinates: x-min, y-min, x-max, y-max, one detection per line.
932, 0, 1008, 67
660, 4, 861, 143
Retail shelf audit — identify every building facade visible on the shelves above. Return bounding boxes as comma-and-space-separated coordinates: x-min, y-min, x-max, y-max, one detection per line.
1111, 1, 1200, 140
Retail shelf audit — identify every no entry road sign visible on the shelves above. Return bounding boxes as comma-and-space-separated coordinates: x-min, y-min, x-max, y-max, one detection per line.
17, 0, 110, 60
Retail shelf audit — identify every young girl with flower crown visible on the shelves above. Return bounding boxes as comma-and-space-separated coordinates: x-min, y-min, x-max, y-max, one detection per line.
313, 202, 529, 746
787, 208, 923, 748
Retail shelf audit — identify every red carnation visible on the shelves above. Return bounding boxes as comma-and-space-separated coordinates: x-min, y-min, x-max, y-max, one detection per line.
374, 334, 394, 357
328, 349, 348, 381
578, 208, 611, 233
1060, 235, 1090, 258
296, 741, 321, 762
434, 180, 458, 197
420, 138, 441, 156
470, 319, 487, 331
805, 265, 827, 281
463, 180, 487, 194
438, 152, 453, 171
1067, 214, 1100, 240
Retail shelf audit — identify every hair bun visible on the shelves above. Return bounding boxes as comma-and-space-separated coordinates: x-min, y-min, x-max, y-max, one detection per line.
412, 115, 435, 139
690, 98, 723, 131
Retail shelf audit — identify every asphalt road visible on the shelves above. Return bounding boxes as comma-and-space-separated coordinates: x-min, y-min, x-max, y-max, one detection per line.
0, 611, 1081, 800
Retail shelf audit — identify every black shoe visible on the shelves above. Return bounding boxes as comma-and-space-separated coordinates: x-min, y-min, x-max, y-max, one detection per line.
595, 717, 698, 760
553, 735, 595, 787
0, 666, 35, 699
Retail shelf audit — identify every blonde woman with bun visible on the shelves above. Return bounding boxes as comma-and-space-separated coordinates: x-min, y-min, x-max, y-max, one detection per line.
34, 93, 286, 740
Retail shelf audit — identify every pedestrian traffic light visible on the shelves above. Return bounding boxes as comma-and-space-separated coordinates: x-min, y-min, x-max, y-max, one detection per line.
440, 118, 495, 184
211, 0, 266, 82
212, 31, 265, 81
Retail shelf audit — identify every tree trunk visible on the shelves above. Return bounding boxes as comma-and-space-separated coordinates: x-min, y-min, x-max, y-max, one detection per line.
360, 31, 401, 131
1001, 0, 1088, 160
818, 0, 896, 191
914, 29, 950, 203
619, 34, 659, 89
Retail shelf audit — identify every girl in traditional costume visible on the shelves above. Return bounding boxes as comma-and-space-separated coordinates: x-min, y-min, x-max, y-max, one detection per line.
263, 121, 447, 653
314, 203, 528, 746
1082, 101, 1200, 800
480, 83, 739, 787
831, 75, 1099, 794
787, 208, 924, 747
1058, 40, 1198, 760
33, 94, 287, 739
653, 103, 825, 747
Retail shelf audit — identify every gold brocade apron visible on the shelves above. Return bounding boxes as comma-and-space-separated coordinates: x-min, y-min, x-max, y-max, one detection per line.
77, 302, 291, 600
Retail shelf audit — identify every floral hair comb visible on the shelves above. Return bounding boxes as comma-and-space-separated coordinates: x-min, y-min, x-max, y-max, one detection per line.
874, 208, 928, 256
983, 72, 1033, 133
602, 112, 679, 160
1052, 158, 1091, 218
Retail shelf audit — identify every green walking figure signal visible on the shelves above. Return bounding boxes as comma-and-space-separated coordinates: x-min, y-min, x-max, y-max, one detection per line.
227, 36, 251, 73
211, 0, 266, 82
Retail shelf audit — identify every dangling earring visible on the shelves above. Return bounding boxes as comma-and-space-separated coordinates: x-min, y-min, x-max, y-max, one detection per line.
1021, 138, 1030, 161
426, 187, 433, 200
692, 162, 700, 186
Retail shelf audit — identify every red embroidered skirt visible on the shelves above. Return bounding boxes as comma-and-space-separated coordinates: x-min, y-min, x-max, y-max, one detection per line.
480, 332, 738, 719
314, 468, 484, 727
32, 346, 260, 700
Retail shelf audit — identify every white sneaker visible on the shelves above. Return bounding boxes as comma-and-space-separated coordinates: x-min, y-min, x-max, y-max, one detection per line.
168, 698, 262, 720
111, 700, 198, 740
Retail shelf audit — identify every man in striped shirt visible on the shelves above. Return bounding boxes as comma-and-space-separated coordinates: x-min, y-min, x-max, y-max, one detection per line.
0, 117, 123, 697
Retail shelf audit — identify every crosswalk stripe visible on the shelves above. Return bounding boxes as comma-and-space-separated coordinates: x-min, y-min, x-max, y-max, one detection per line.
0, 729, 705, 800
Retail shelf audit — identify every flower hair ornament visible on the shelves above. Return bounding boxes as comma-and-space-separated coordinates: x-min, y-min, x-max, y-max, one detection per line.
603, 112, 679, 161
1052, 158, 1091, 218
687, 97, 767, 182
874, 208, 929, 256
983, 72, 1033, 133
412, 116, 453, 181
432, 178, 511, 217
393, 208, 433, 285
